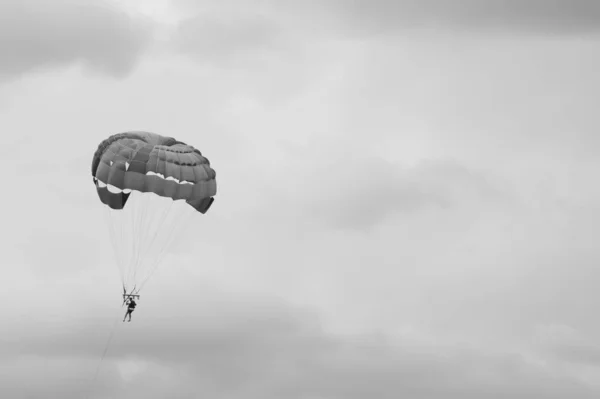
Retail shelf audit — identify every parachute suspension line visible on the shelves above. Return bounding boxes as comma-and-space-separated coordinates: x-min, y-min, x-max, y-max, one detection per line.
125, 196, 139, 289
117, 209, 127, 284
135, 193, 161, 282
131, 197, 174, 287
105, 207, 126, 284
136, 206, 174, 292
135, 193, 153, 278
104, 207, 120, 281
131, 194, 146, 288
143, 197, 174, 257
118, 207, 125, 282
134, 147, 167, 286
129, 193, 156, 289
138, 206, 187, 290
113, 211, 125, 283
135, 192, 151, 262
138, 204, 195, 292
85, 311, 121, 399
127, 195, 145, 290
126, 195, 139, 290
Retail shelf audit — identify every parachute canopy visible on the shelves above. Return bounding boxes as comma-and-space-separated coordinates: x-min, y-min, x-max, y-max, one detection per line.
92, 131, 216, 213
91, 131, 217, 295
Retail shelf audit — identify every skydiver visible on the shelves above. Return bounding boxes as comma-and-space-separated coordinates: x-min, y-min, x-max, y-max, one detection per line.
123, 297, 137, 322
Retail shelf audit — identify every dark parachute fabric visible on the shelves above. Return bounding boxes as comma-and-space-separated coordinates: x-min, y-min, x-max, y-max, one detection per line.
92, 131, 216, 213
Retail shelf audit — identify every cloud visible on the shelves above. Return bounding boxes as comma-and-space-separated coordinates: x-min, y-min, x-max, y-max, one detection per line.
172, 13, 283, 65
2, 13, 600, 398
552, 342, 600, 367
535, 324, 600, 367
168, 7, 329, 104
0, 0, 155, 82
17, 230, 100, 278
252, 0, 600, 37
275, 156, 512, 230
2, 287, 599, 399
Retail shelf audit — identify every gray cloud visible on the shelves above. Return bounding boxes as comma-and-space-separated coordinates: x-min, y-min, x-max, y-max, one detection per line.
3, 289, 599, 398
3, 8, 600, 397
168, 8, 323, 104
536, 325, 600, 367
172, 0, 600, 38
260, 0, 600, 36
552, 343, 600, 367
0, 0, 155, 82
173, 13, 283, 65
276, 156, 512, 230
17, 230, 99, 278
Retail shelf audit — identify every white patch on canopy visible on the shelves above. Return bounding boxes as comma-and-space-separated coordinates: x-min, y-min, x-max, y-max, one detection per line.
146, 171, 194, 185
93, 169, 194, 195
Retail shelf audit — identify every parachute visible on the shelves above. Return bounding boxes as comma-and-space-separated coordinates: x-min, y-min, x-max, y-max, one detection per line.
91, 131, 217, 297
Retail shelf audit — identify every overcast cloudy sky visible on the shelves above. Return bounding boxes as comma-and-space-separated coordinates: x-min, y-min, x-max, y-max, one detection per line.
2, 0, 600, 397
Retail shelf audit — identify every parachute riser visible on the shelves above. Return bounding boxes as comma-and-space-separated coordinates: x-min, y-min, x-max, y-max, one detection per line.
122, 294, 140, 307
122, 284, 140, 305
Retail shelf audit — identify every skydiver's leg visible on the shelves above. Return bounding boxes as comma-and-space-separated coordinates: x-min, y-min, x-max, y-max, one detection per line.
128, 310, 133, 322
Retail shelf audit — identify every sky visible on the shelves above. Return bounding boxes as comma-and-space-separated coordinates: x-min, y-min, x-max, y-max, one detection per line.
1, 0, 600, 397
